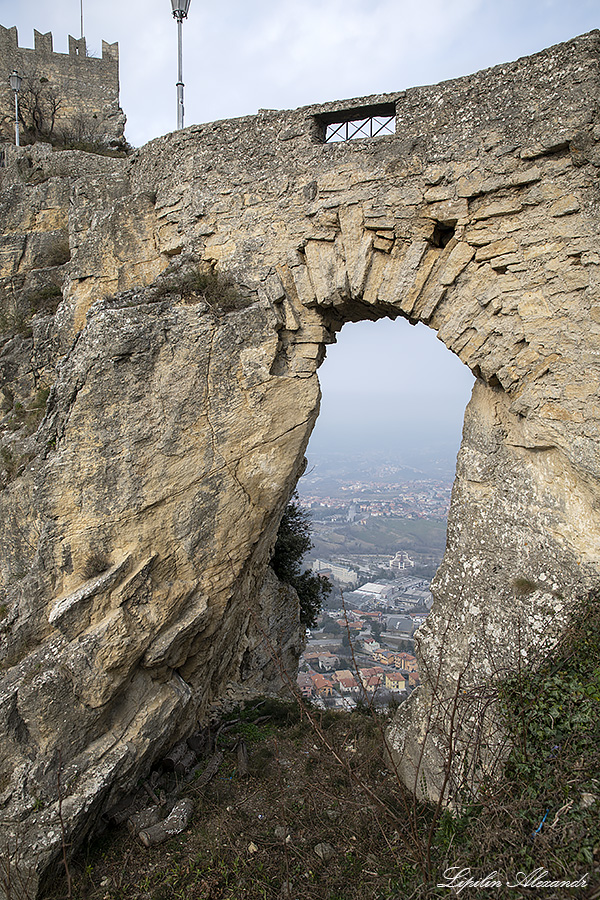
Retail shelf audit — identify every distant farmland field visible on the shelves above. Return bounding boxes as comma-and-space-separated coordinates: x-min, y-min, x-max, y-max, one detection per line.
311, 516, 448, 556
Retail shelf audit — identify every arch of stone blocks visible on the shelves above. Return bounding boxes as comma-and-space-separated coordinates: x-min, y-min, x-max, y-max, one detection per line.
68, 25, 600, 798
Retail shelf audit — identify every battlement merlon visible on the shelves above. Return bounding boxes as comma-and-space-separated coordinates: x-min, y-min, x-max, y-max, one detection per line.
102, 40, 119, 62
0, 25, 118, 63
34, 29, 53, 53
68, 35, 86, 57
0, 24, 17, 47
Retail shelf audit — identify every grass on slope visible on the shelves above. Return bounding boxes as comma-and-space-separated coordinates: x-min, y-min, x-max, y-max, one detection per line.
41, 594, 600, 900
45, 701, 428, 900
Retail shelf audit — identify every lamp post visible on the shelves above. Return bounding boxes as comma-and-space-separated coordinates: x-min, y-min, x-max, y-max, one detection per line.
9, 70, 22, 147
171, 0, 191, 130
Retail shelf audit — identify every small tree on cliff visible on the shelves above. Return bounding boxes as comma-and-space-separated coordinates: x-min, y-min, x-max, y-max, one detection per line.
14, 74, 62, 143
271, 492, 331, 628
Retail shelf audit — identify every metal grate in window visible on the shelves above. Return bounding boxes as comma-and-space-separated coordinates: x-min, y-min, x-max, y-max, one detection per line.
316, 101, 397, 144
324, 114, 395, 143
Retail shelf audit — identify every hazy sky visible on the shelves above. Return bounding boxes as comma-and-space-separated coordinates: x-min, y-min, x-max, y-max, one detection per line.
310, 319, 475, 465
1, 1, 597, 463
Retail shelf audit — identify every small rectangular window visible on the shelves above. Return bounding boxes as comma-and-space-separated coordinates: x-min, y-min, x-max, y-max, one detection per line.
315, 102, 396, 144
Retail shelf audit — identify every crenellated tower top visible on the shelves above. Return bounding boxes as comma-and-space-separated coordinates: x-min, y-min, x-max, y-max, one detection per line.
0, 24, 124, 147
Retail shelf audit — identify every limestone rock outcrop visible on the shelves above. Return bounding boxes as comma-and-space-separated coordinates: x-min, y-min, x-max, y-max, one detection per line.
1, 30, 600, 896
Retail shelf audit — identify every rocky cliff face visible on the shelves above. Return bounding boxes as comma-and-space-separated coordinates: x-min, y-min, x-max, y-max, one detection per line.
2, 31, 600, 896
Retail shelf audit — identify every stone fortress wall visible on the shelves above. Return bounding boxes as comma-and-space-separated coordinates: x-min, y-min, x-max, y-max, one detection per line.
0, 25, 124, 146
1, 28, 600, 897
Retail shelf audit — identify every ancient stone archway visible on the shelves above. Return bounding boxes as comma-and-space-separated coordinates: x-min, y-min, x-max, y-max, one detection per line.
1, 30, 600, 896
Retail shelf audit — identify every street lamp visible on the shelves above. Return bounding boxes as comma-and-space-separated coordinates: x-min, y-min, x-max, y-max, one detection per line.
9, 70, 22, 147
171, 0, 191, 130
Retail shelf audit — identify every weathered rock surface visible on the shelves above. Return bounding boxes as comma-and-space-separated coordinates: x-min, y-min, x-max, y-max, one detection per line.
1, 30, 600, 896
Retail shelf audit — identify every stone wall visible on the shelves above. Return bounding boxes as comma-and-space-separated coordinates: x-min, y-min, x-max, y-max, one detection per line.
0, 25, 124, 146
1, 29, 600, 896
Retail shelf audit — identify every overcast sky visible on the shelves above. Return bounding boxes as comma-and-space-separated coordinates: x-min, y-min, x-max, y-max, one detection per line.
1, 1, 597, 466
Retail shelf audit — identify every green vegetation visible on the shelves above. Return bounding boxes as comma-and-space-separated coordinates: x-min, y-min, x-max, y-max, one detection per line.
28, 283, 64, 312
1, 385, 51, 441
0, 446, 17, 481
0, 444, 35, 486
0, 278, 63, 340
345, 517, 447, 554
0, 384, 51, 488
37, 596, 599, 899
434, 592, 600, 893
321, 616, 342, 634
271, 493, 332, 627
0, 304, 33, 338
310, 517, 447, 570
45, 700, 422, 900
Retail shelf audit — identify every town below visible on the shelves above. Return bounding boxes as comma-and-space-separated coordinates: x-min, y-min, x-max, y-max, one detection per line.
296, 450, 448, 709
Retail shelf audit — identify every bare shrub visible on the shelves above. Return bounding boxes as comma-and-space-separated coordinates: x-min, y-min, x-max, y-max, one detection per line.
153, 264, 251, 313
82, 551, 110, 580
15, 73, 62, 143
